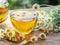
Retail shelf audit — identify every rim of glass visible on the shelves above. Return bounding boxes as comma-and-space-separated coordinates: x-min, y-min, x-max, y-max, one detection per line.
10, 10, 37, 20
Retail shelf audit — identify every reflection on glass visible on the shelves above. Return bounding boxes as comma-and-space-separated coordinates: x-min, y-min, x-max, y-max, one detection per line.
0, 0, 8, 23
0, 6, 8, 23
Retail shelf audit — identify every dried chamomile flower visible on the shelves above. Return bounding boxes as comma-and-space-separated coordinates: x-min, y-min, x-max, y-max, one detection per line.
8, 31, 14, 37
0, 33, 4, 40
39, 23, 44, 26
19, 40, 27, 45
4, 29, 15, 40
40, 10, 46, 16
0, 30, 4, 34
48, 18, 51, 22
0, 34, 4, 40
6, 29, 10, 33
44, 29, 49, 34
15, 32, 20, 38
3, 32, 7, 39
38, 33, 47, 40
9, 32, 13, 36
37, 22, 40, 26
46, 24, 53, 31
0, 29, 4, 40
11, 36, 17, 42
34, 22, 40, 31
40, 26, 45, 31
6, 29, 15, 37
54, 29, 59, 33
20, 34, 25, 41
11, 36, 15, 42
14, 33, 21, 42
8, 35, 18, 42
30, 36, 38, 42
32, 3, 40, 10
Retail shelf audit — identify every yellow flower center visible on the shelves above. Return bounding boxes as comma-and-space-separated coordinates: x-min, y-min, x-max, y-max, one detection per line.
41, 11, 45, 16
34, 6, 38, 10
7, 29, 10, 32
41, 34, 45, 38
9, 32, 12, 36
32, 38, 35, 41
48, 19, 51, 22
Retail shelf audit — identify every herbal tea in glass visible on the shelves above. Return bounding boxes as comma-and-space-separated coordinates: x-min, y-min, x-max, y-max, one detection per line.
10, 10, 37, 34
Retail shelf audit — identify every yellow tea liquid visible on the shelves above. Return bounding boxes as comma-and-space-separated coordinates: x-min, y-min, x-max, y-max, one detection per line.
11, 17, 37, 34
0, 7, 8, 23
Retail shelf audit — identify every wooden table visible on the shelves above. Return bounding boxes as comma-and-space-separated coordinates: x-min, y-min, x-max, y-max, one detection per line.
0, 31, 60, 45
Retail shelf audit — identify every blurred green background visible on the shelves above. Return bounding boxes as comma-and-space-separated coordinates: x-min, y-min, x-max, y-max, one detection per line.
7, 0, 60, 10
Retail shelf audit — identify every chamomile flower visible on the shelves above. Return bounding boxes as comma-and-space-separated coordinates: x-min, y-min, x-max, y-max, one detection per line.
39, 23, 45, 30
6, 29, 10, 33
3, 32, 7, 39
48, 18, 51, 22
37, 11, 43, 19
40, 10, 46, 16
11, 36, 16, 42
47, 24, 53, 31
38, 11, 46, 22
11, 36, 17, 42
15, 32, 20, 38
32, 3, 40, 10
8, 32, 15, 41
4, 29, 15, 40
44, 14, 49, 21
8, 34, 18, 42
30, 36, 38, 42
48, 24, 51, 28
0, 30, 4, 34
9, 32, 14, 37
34, 22, 40, 31
38, 33, 47, 40
20, 34, 25, 40
37, 22, 40, 26
0, 29, 4, 40
0, 34, 4, 40
44, 29, 49, 34
54, 29, 59, 33
6, 29, 15, 37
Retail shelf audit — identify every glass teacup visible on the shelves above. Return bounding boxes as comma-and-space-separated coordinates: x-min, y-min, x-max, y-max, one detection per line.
10, 10, 37, 34
0, 0, 8, 23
